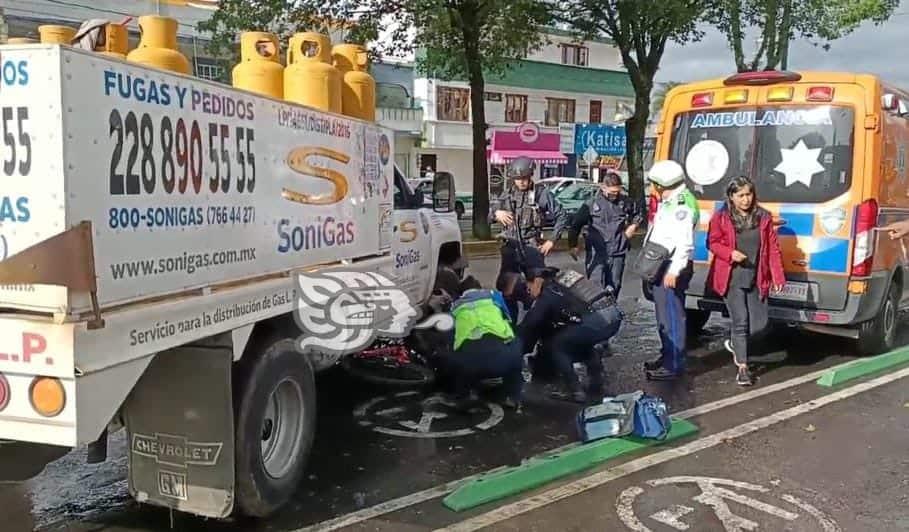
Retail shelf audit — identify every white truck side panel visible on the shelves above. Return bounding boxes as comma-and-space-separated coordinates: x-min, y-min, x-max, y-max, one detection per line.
0, 46, 69, 312
1, 46, 396, 314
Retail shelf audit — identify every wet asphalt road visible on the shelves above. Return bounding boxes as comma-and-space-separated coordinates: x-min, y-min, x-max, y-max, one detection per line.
4, 250, 909, 532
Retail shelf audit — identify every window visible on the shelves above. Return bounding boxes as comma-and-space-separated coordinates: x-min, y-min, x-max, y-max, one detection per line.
668, 105, 855, 203
589, 100, 602, 123
195, 61, 224, 81
437, 86, 470, 122
545, 98, 575, 126
485, 92, 503, 101
505, 94, 528, 123
561, 44, 588, 66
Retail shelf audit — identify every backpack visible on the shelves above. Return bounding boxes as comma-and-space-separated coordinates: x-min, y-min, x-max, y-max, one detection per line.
632, 394, 672, 440
576, 391, 640, 443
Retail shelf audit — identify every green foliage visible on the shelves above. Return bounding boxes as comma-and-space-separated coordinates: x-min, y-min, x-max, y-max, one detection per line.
196, 0, 380, 62
706, 0, 901, 72
551, 0, 707, 202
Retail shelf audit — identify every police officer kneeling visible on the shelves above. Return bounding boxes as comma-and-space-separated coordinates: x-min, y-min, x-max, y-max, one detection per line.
518, 267, 625, 403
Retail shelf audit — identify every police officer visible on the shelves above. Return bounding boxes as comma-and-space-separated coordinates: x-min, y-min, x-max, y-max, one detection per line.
568, 171, 644, 297
489, 156, 571, 319
518, 266, 627, 403
446, 288, 525, 412
641, 160, 699, 381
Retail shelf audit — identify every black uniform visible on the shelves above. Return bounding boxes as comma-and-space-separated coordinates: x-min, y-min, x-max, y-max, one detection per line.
519, 269, 624, 399
489, 184, 570, 318
568, 191, 644, 297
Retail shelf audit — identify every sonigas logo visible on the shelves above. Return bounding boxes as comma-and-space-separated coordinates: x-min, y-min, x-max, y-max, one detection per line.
283, 147, 350, 205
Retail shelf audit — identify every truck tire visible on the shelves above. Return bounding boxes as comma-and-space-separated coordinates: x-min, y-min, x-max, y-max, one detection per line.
686, 309, 711, 337
856, 281, 899, 356
234, 338, 316, 518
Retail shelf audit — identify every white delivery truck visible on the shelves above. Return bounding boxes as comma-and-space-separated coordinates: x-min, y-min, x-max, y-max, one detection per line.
0, 44, 466, 519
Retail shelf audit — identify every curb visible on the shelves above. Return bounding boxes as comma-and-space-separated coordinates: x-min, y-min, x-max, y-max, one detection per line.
816, 346, 909, 387
441, 418, 699, 512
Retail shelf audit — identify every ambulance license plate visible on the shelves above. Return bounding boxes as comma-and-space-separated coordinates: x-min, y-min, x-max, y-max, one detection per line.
771, 282, 811, 302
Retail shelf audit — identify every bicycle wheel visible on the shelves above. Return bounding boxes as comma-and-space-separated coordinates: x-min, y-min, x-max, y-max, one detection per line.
340, 353, 436, 389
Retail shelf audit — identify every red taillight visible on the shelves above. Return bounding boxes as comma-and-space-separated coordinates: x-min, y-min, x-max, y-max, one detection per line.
691, 92, 713, 107
723, 70, 802, 86
0, 373, 9, 412
806, 86, 834, 102
852, 199, 879, 277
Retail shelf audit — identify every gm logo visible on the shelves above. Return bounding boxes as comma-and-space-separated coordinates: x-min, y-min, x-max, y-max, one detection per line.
157, 470, 188, 501
284, 147, 350, 205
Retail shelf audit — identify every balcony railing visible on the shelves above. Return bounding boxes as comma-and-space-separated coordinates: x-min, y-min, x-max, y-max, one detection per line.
377, 106, 423, 133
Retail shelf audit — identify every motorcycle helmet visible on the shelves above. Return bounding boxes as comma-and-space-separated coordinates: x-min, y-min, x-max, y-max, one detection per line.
506, 156, 536, 181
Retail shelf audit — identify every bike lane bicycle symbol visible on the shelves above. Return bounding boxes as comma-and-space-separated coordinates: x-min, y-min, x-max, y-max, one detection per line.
353, 391, 504, 439
616, 476, 841, 531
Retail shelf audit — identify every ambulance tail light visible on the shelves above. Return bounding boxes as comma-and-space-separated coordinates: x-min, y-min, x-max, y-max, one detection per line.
806, 86, 834, 102
691, 92, 714, 107
852, 199, 879, 277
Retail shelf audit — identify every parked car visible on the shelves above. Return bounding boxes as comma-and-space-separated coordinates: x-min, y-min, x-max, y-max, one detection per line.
410, 177, 471, 219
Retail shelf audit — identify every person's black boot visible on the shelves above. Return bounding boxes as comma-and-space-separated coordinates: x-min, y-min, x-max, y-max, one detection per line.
646, 367, 681, 381
644, 356, 664, 371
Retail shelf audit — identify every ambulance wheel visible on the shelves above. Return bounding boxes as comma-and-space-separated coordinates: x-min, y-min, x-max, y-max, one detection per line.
686, 309, 711, 337
856, 281, 899, 356
234, 338, 317, 518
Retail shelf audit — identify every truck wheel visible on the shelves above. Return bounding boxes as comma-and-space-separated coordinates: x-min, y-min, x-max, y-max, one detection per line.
234, 338, 316, 518
856, 281, 899, 356
686, 309, 711, 337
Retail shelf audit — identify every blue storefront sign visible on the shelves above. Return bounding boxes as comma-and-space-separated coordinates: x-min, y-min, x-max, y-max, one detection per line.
574, 124, 627, 157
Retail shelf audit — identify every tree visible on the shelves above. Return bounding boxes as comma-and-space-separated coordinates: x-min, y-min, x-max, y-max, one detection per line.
381, 1, 554, 240
551, 1, 706, 205
199, 0, 553, 240
707, 0, 900, 72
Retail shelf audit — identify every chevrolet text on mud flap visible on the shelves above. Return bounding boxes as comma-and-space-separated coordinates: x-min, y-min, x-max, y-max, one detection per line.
0, 43, 463, 520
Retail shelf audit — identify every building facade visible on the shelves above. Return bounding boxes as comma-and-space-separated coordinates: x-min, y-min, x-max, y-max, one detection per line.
412, 30, 635, 195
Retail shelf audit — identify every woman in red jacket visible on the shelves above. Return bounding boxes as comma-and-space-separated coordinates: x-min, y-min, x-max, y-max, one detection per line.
707, 176, 785, 386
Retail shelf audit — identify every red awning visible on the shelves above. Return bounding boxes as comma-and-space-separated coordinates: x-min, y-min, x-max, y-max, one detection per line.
487, 149, 568, 166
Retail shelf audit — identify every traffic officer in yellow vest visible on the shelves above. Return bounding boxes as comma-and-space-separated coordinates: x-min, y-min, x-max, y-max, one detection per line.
447, 288, 525, 412
641, 160, 700, 381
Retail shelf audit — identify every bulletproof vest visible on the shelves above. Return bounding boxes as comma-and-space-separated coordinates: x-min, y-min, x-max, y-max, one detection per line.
553, 269, 608, 315
508, 188, 542, 239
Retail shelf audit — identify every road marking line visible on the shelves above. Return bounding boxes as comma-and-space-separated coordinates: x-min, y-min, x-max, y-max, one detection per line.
435, 365, 909, 532
292, 362, 846, 531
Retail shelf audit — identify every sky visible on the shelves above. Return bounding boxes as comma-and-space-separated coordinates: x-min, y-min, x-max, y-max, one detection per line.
375, 5, 909, 90
655, 6, 909, 88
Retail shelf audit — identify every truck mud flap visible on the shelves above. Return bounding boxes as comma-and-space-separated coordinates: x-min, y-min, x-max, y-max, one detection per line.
122, 345, 235, 518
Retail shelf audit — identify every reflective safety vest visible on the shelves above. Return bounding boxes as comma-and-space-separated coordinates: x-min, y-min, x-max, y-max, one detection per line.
451, 289, 515, 350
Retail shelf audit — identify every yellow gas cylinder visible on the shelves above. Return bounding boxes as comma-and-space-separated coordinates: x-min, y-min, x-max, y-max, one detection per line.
97, 23, 129, 59
284, 32, 342, 113
38, 25, 76, 45
126, 16, 190, 75
333, 44, 376, 122
5, 38, 38, 44
232, 32, 283, 99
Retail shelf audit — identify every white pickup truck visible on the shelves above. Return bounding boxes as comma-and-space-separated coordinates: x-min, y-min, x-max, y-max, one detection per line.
0, 44, 465, 519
